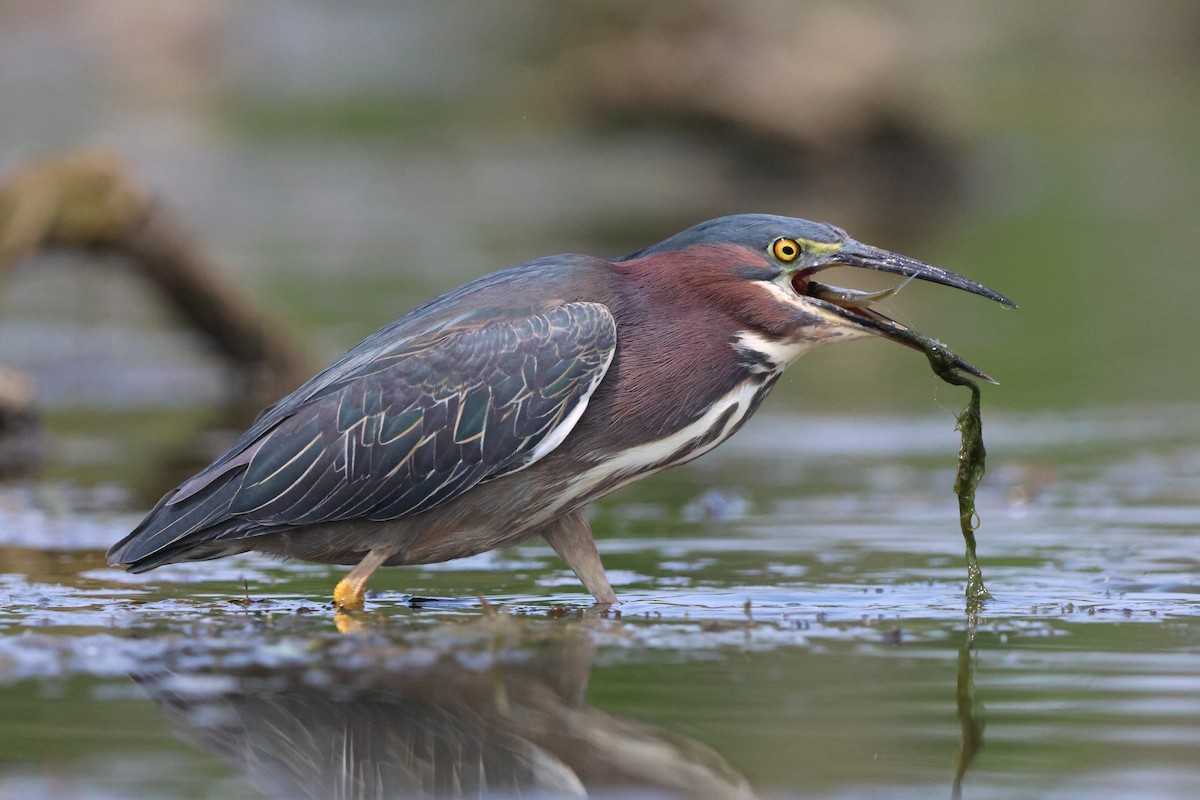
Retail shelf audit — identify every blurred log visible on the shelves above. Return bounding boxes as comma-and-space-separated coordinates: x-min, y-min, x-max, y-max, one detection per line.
0, 149, 315, 410
544, 1, 964, 233
0, 365, 40, 474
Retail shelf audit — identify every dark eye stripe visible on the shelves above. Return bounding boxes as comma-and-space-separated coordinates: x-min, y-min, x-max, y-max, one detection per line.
734, 264, 783, 281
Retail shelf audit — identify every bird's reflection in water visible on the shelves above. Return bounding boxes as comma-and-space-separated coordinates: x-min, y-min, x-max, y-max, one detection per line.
139, 622, 757, 800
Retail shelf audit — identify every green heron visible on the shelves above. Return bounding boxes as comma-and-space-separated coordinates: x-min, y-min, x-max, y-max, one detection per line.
108, 214, 1012, 609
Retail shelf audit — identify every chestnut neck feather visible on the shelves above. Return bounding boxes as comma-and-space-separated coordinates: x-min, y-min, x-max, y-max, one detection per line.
564, 244, 795, 457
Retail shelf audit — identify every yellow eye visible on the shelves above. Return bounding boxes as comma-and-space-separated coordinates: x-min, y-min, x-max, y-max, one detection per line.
771, 237, 801, 263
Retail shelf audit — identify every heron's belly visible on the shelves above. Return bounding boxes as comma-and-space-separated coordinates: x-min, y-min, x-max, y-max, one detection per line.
249, 478, 560, 566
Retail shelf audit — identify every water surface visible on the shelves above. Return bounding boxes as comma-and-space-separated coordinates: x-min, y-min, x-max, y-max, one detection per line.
2, 405, 1197, 799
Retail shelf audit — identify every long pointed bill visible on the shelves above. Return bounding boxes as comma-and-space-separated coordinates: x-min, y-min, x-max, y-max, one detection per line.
791, 240, 1016, 384
830, 242, 1015, 307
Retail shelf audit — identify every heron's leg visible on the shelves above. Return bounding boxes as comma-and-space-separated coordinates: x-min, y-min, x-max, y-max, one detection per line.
333, 548, 389, 611
541, 508, 616, 604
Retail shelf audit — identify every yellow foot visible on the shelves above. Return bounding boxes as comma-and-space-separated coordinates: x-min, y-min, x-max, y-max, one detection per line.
332, 577, 366, 611
331, 549, 387, 613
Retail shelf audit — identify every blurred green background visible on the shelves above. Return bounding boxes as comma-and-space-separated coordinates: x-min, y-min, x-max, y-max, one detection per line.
2, 0, 1197, 438
2, 5, 1199, 799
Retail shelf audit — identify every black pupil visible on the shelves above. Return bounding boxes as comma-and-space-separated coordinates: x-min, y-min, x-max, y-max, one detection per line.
781, 244, 795, 256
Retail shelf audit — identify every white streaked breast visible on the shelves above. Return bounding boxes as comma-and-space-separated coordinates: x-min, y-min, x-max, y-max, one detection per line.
537, 378, 768, 521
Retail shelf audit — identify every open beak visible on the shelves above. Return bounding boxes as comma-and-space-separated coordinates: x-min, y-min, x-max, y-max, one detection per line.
791, 240, 1016, 383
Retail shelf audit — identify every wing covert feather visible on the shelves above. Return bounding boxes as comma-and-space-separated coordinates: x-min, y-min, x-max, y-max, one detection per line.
109, 302, 616, 565
237, 301, 615, 523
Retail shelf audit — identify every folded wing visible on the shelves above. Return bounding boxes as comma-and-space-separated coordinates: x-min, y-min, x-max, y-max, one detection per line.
107, 302, 617, 570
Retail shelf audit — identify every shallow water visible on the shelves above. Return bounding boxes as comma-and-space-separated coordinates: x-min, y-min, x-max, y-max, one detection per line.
2, 405, 1198, 799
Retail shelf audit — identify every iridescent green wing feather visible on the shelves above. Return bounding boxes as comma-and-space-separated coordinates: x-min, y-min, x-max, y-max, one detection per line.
108, 302, 615, 569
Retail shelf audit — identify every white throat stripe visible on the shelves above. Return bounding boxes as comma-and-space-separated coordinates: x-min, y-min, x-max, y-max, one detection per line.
731, 329, 815, 371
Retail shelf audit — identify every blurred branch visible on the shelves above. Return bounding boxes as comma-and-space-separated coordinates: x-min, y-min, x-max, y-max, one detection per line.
0, 149, 315, 410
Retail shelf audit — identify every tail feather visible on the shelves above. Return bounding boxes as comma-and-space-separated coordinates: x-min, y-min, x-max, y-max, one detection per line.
119, 538, 257, 573
108, 469, 250, 570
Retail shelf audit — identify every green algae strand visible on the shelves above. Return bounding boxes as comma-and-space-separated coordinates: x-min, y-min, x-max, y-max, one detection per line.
922, 341, 991, 603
